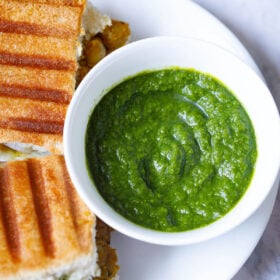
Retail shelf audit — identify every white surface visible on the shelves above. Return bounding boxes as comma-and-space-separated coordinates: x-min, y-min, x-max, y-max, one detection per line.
89, 0, 280, 279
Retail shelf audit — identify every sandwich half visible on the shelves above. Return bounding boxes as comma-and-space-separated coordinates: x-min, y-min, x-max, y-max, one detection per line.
0, 0, 130, 158
0, 154, 118, 280
0, 0, 87, 154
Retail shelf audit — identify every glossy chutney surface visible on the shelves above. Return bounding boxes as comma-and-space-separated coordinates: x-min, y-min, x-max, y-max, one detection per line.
86, 68, 257, 232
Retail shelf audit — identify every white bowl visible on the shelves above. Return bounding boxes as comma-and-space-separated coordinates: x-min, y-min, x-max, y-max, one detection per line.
64, 36, 280, 245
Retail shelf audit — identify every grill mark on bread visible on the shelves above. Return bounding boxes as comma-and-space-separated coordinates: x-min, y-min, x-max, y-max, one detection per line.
0, 97, 67, 123
0, 20, 76, 39
0, 1, 83, 34
6, 161, 47, 266
0, 65, 75, 94
0, 0, 84, 152
0, 155, 108, 277
0, 52, 76, 71
0, 119, 64, 135
60, 157, 80, 243
0, 167, 21, 261
27, 159, 55, 257
42, 156, 84, 258
60, 156, 93, 251
0, 83, 72, 104
0, 33, 77, 62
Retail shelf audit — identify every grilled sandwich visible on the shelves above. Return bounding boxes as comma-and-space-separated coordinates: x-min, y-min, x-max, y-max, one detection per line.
0, 155, 118, 280
0, 0, 111, 155
0, 0, 131, 159
0, 2, 130, 278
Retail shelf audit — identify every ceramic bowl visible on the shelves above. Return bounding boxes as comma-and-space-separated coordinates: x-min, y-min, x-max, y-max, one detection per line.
64, 36, 280, 245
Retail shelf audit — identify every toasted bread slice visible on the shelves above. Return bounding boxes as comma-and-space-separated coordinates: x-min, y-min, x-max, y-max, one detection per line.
0, 0, 86, 154
0, 65, 75, 100
0, 155, 118, 279
0, 33, 77, 71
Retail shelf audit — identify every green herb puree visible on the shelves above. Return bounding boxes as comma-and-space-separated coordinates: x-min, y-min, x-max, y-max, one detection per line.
86, 68, 257, 232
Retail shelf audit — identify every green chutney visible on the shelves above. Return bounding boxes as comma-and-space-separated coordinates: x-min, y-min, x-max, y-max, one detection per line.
86, 68, 257, 232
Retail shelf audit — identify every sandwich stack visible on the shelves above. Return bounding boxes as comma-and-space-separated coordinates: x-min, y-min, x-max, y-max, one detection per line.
0, 0, 85, 154
0, 0, 120, 279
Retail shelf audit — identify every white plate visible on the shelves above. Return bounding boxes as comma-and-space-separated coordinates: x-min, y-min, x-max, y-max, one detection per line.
92, 0, 279, 279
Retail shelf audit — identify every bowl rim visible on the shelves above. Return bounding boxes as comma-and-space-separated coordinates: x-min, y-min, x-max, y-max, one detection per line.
64, 36, 280, 245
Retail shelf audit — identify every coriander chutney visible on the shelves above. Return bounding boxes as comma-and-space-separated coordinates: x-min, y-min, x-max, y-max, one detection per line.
86, 68, 257, 232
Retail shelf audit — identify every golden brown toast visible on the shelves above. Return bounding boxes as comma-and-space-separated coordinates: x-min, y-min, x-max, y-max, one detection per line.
0, 0, 85, 38
0, 0, 86, 154
0, 33, 77, 71
0, 155, 95, 278
12, 0, 86, 6
0, 1, 121, 278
